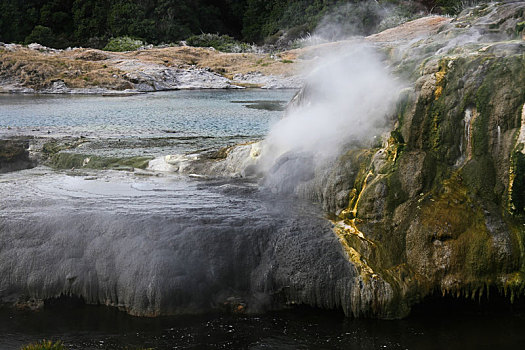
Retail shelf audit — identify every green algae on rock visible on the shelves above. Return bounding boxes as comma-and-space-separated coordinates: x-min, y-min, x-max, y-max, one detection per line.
325, 1, 525, 318
47, 152, 152, 171
256, 1, 525, 319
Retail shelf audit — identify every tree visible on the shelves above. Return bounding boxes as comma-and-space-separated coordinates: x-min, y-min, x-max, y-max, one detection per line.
72, 0, 110, 46
24, 25, 54, 46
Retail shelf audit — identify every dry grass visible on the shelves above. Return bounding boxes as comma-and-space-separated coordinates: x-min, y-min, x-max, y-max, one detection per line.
120, 46, 300, 77
0, 45, 300, 90
0, 16, 449, 91
20, 340, 64, 350
0, 47, 130, 90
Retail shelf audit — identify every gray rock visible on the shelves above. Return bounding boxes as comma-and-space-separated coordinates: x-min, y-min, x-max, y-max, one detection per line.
0, 139, 35, 173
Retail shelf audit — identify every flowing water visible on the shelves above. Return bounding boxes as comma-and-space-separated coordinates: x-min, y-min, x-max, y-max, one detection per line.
1, 90, 524, 349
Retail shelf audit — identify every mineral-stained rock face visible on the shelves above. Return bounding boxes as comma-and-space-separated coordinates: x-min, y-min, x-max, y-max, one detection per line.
290, 1, 525, 317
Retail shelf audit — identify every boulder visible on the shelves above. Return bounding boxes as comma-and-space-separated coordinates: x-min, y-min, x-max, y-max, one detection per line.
0, 139, 35, 173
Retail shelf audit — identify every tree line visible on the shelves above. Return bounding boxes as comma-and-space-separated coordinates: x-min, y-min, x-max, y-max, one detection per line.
0, 0, 467, 49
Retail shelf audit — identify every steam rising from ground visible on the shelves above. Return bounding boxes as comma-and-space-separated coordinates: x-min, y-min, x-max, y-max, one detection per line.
258, 43, 402, 191
298, 2, 418, 47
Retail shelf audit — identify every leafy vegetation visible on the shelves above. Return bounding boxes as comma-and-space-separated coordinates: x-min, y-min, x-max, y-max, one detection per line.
0, 0, 481, 49
20, 340, 64, 350
185, 33, 253, 53
103, 36, 145, 51
24, 25, 55, 47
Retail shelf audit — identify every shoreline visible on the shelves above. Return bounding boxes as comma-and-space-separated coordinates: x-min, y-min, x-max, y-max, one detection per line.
0, 85, 299, 96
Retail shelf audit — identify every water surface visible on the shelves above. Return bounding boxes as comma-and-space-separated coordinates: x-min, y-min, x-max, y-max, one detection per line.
0, 89, 295, 156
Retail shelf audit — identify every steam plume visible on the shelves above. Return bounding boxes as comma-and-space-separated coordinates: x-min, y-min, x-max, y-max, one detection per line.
258, 43, 402, 192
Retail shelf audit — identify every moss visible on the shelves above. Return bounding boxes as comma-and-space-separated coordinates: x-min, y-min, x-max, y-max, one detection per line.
420, 174, 474, 240
461, 157, 496, 201
419, 177, 490, 288
395, 89, 412, 127
516, 21, 525, 37
42, 139, 88, 159
406, 95, 429, 150
473, 84, 491, 156
509, 151, 525, 216
434, 70, 446, 101
416, 172, 524, 299
390, 90, 412, 161
331, 47, 525, 317
384, 170, 408, 214
503, 272, 525, 303
21, 340, 64, 350
389, 129, 405, 144
429, 109, 444, 154
48, 153, 152, 170
455, 225, 496, 277
387, 130, 405, 163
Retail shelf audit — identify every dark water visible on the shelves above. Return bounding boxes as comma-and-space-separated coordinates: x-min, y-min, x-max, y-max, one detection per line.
2, 301, 525, 350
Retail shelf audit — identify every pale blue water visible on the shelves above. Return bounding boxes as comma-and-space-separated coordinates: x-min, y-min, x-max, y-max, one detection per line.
0, 90, 294, 138
0, 89, 296, 156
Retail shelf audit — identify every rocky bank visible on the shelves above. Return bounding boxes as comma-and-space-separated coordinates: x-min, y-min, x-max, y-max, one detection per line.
0, 138, 34, 173
0, 44, 302, 93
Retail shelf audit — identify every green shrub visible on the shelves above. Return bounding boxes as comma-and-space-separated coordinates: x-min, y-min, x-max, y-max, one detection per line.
24, 25, 54, 47
185, 33, 253, 53
103, 36, 145, 52
20, 340, 64, 350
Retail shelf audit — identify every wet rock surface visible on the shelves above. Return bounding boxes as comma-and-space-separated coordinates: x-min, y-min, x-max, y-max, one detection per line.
0, 171, 358, 317
302, 1, 525, 317
0, 138, 34, 173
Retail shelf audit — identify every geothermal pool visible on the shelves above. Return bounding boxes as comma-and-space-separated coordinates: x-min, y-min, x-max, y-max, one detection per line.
1, 90, 525, 349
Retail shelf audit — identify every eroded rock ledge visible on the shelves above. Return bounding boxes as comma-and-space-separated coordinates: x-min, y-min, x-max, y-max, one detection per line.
0, 138, 35, 173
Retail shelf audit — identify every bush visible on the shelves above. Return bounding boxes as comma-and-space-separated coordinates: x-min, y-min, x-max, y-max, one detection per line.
185, 33, 253, 53
24, 25, 54, 47
20, 340, 64, 350
103, 36, 145, 52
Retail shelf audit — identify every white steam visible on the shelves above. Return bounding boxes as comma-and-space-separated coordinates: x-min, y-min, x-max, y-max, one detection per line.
298, 2, 414, 47
257, 43, 402, 189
